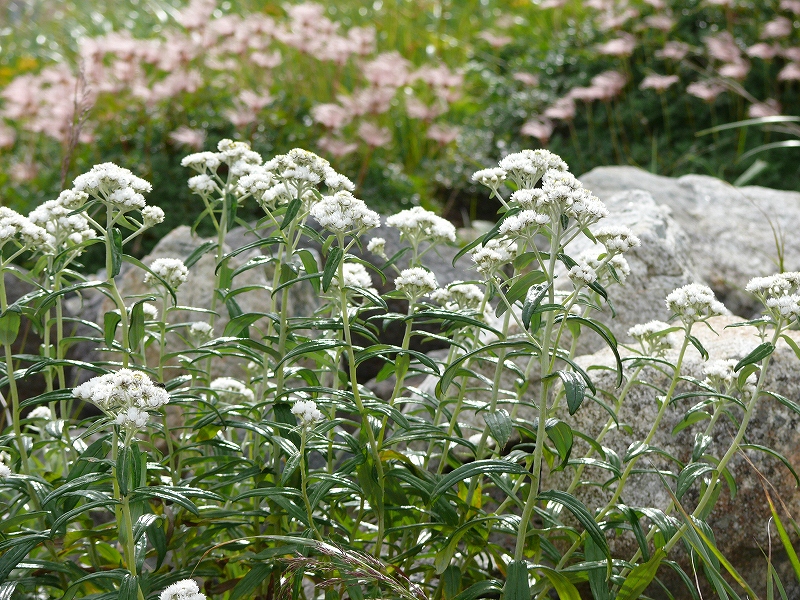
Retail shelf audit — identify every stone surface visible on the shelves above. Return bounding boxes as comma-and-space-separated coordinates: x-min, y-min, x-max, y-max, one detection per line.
580, 166, 800, 317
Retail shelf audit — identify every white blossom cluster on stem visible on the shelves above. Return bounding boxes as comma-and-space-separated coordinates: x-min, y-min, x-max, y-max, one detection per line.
395, 267, 438, 300
430, 281, 485, 312
665, 283, 726, 325
145, 258, 189, 289
291, 399, 324, 426
72, 163, 153, 212
471, 237, 517, 277
72, 369, 170, 433
209, 377, 255, 403
745, 272, 800, 323
310, 190, 380, 235
0, 207, 50, 251
333, 262, 378, 296
386, 206, 456, 246
627, 320, 671, 356
159, 579, 206, 600
28, 193, 96, 252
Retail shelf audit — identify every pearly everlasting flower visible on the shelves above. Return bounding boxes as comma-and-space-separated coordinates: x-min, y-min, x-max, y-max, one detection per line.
498, 149, 568, 189
310, 191, 380, 235
145, 258, 189, 289
56, 189, 89, 210
27, 406, 52, 420
568, 261, 597, 285
386, 207, 456, 244
745, 272, 800, 299
511, 189, 547, 210
73, 163, 152, 211
0, 207, 51, 250
73, 369, 169, 432
291, 400, 323, 426
395, 267, 438, 299
665, 283, 726, 324
188, 174, 218, 196
209, 377, 255, 403
628, 320, 671, 339
431, 281, 485, 312
472, 237, 517, 276
333, 262, 377, 295
142, 206, 165, 227
471, 167, 507, 195
159, 579, 206, 600
592, 225, 641, 254
188, 321, 214, 344
703, 359, 739, 391
765, 294, 800, 321
367, 237, 387, 258
181, 151, 222, 172
323, 167, 355, 193
141, 303, 159, 321
28, 198, 95, 251
498, 210, 550, 237
628, 320, 672, 356
582, 252, 632, 286
0, 463, 10, 479
217, 139, 262, 166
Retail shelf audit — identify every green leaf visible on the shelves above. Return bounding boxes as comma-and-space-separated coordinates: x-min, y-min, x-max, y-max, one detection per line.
118, 573, 139, 600
504, 560, 530, 600
496, 270, 546, 317
231, 564, 273, 600
584, 536, 610, 600
521, 282, 550, 329
322, 247, 343, 292
128, 299, 150, 351
453, 581, 503, 600
688, 335, 709, 360
544, 370, 586, 415
538, 490, 611, 573
223, 312, 268, 338
557, 315, 622, 386
0, 310, 20, 346
185, 240, 216, 268
677, 463, 715, 500
442, 565, 462, 600
276, 339, 348, 368
0, 534, 48, 584
533, 566, 581, 600
616, 549, 666, 600
111, 227, 123, 278
484, 409, 513, 448
282, 198, 301, 230
764, 488, 800, 584
431, 460, 529, 502
734, 342, 774, 372
104, 311, 121, 348
545, 420, 573, 471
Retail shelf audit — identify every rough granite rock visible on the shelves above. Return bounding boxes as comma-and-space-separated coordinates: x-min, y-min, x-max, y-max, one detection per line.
579, 166, 799, 316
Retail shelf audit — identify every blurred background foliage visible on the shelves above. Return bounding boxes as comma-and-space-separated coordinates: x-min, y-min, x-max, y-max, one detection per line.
2, 0, 800, 260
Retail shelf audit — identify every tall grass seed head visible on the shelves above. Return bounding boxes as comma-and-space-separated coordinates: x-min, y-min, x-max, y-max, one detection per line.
160, 579, 206, 600
395, 267, 438, 299
386, 206, 456, 244
665, 283, 725, 323
145, 258, 189, 289
310, 190, 380, 234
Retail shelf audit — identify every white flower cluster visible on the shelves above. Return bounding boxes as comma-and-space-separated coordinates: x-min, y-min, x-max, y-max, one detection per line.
627, 320, 671, 356
188, 321, 214, 344
188, 174, 219, 196
395, 267, 438, 299
160, 579, 206, 600
499, 149, 568, 189
145, 258, 189, 289
430, 281, 485, 311
141, 303, 159, 321
73, 369, 169, 432
28, 194, 96, 251
539, 171, 608, 227
291, 399, 324, 426
367, 237, 387, 258
745, 272, 800, 322
333, 262, 377, 295
703, 359, 738, 390
181, 152, 222, 173
472, 237, 517, 276
73, 163, 153, 211
310, 191, 380, 235
142, 206, 166, 227
665, 283, 726, 324
0, 461, 10, 479
0, 207, 50, 250
27, 406, 53, 421
567, 261, 597, 285
593, 226, 641, 254
209, 377, 255, 403
386, 207, 457, 244
581, 252, 631, 286
498, 210, 550, 237
471, 167, 506, 195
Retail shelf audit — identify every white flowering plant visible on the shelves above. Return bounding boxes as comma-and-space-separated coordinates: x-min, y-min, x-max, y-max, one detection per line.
0, 142, 797, 600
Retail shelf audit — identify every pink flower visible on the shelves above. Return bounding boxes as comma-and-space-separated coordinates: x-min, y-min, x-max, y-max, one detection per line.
778, 62, 800, 81
478, 31, 512, 47
598, 9, 639, 31
339, 87, 395, 116
0, 123, 15, 149
363, 52, 411, 88
782, 47, 800, 61
569, 86, 608, 102
644, 0, 666, 8
225, 108, 258, 128
520, 118, 553, 143
311, 103, 352, 130
318, 136, 358, 157
718, 60, 750, 79
706, 32, 741, 63
348, 27, 377, 55
169, 126, 206, 150
591, 70, 627, 99
426, 124, 460, 144
704, 0, 734, 5
512, 72, 539, 86
747, 43, 780, 60
10, 160, 37, 183
357, 122, 392, 147
640, 74, 679, 91
175, 0, 216, 30
540, 0, 569, 7
656, 41, 690, 61
780, 0, 800, 15
405, 97, 445, 121
762, 17, 793, 39
686, 80, 726, 102
597, 34, 636, 57
748, 99, 781, 118
239, 90, 273, 112
249, 51, 282, 68
644, 14, 675, 31
543, 96, 576, 121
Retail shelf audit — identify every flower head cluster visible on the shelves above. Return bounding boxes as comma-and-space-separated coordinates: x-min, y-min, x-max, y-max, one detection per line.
386, 207, 456, 245
581, 251, 632, 286
188, 321, 214, 345
472, 237, 517, 276
395, 267, 438, 299
291, 399, 324, 426
540, 171, 608, 227
0, 461, 10, 479
471, 167, 507, 196
73, 369, 169, 432
310, 191, 380, 235
499, 210, 550, 237
142, 206, 166, 227
665, 283, 726, 324
745, 272, 800, 322
73, 163, 153, 211
209, 377, 255, 403
702, 359, 738, 391
160, 579, 206, 600
145, 258, 189, 289
27, 406, 53, 421
592, 225, 641, 254
628, 320, 671, 356
367, 237, 387, 259
567, 261, 597, 286
28, 195, 96, 252
499, 149, 568, 189
0, 207, 50, 250
333, 262, 377, 295
430, 281, 485, 312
